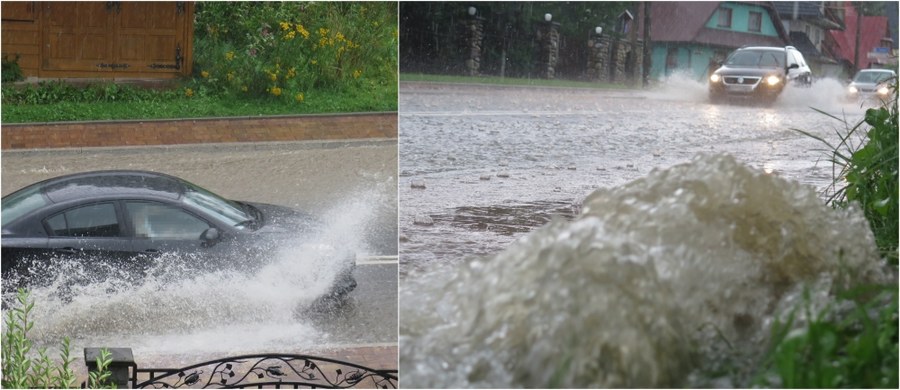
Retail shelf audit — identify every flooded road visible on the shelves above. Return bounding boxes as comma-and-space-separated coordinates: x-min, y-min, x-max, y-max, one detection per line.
1, 140, 397, 360
398, 80, 891, 387
399, 79, 871, 275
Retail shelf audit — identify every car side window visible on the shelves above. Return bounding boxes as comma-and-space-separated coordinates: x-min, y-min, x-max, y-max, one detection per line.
126, 201, 210, 240
45, 203, 120, 237
786, 51, 798, 68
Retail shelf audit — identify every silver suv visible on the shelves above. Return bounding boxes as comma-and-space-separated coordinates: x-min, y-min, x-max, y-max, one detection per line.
708, 46, 812, 103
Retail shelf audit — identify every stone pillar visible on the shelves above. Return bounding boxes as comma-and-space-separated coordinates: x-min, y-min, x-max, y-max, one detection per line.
465, 16, 485, 76
538, 21, 561, 79
587, 30, 605, 81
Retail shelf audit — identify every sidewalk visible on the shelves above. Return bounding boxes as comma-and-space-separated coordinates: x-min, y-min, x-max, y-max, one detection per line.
1, 112, 397, 149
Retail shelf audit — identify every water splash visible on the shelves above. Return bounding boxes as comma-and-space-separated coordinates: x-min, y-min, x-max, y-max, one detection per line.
400, 153, 888, 388
3, 192, 381, 355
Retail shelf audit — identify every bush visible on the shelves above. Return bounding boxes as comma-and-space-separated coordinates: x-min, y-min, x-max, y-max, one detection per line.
2, 53, 24, 83
1, 289, 114, 389
193, 2, 398, 102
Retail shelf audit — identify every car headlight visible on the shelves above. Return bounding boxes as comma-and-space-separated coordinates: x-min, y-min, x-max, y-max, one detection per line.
709, 74, 721, 83
877, 86, 890, 95
766, 75, 781, 86
848, 86, 858, 94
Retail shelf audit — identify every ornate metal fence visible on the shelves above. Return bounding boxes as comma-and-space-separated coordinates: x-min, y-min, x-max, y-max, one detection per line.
82, 348, 398, 389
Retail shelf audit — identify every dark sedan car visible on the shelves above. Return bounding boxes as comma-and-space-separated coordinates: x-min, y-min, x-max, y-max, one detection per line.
1, 170, 356, 302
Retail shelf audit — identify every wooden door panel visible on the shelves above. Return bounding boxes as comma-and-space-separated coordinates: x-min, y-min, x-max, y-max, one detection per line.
42, 2, 114, 71
117, 2, 184, 71
2, 2, 37, 22
39, 1, 189, 76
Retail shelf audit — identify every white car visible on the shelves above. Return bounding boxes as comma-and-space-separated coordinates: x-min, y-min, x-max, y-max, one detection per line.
847, 69, 896, 101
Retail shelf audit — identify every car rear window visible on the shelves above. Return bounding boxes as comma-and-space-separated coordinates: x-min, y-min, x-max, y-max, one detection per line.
1, 186, 48, 228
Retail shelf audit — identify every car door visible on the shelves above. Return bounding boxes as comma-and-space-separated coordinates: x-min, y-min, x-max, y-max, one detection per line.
42, 201, 135, 282
125, 200, 226, 262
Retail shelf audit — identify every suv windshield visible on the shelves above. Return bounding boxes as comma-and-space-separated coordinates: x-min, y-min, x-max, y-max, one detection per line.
179, 180, 254, 229
726, 49, 785, 68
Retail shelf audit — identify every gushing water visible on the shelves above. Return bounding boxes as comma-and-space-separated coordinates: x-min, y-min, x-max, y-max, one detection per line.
4, 193, 380, 356
400, 154, 888, 388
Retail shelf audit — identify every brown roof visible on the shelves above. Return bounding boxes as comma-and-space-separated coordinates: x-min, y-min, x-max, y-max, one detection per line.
641, 1, 789, 48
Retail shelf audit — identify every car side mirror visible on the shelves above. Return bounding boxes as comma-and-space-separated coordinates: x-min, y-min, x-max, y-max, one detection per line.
201, 228, 220, 247
788, 63, 799, 70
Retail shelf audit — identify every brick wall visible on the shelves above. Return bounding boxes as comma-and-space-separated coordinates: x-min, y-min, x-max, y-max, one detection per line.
1, 113, 397, 149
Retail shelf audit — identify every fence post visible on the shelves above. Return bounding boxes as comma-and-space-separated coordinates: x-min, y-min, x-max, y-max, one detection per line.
85, 347, 135, 388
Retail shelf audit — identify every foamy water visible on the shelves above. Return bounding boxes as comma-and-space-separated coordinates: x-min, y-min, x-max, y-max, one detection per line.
399, 154, 889, 388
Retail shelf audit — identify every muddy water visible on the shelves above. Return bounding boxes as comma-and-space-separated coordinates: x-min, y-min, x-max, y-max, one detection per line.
398, 79, 891, 387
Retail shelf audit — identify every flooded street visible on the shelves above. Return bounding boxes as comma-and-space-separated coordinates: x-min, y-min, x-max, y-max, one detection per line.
399, 78, 871, 275
1, 140, 397, 363
398, 79, 891, 387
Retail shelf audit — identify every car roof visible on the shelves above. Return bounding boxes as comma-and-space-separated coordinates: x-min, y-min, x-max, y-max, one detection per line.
34, 170, 185, 204
738, 46, 786, 51
858, 69, 895, 73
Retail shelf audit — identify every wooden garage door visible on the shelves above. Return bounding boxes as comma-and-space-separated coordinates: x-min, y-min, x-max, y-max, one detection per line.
41, 1, 187, 74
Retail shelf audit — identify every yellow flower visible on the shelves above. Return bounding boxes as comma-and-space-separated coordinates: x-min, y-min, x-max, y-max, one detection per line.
184, 88, 193, 97
269, 73, 277, 82
353, 69, 362, 79
335, 32, 345, 42
286, 67, 296, 79
297, 24, 310, 39
241, 85, 248, 92
318, 27, 328, 37
226, 71, 235, 81
225, 51, 235, 61
280, 21, 291, 31
283, 31, 296, 40
295, 92, 304, 103
201, 70, 209, 78
311, 59, 318, 65
270, 86, 282, 96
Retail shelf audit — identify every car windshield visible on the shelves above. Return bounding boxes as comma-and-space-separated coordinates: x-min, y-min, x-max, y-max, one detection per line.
1, 185, 48, 229
179, 180, 254, 229
726, 50, 785, 68
853, 71, 895, 84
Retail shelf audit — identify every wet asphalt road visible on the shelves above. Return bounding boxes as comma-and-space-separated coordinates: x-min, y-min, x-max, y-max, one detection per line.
398, 80, 873, 276
1, 139, 398, 347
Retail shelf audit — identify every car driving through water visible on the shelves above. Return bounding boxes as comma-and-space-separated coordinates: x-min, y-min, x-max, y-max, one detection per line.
846, 68, 897, 102
708, 46, 812, 104
1, 170, 357, 303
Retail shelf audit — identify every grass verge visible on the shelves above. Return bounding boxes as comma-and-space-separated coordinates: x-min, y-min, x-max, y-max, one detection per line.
1, 82, 397, 123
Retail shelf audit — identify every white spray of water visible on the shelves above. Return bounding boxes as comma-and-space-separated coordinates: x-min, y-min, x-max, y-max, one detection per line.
5, 189, 385, 356
400, 153, 888, 388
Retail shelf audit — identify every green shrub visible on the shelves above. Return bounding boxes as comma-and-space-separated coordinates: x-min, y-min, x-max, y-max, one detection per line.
2, 53, 24, 83
193, 2, 398, 102
1, 289, 113, 389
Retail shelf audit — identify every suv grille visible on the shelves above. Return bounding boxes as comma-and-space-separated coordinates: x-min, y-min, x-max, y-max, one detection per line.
724, 76, 760, 85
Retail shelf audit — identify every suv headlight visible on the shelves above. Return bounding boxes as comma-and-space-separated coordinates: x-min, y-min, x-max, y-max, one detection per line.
766, 75, 781, 86
848, 86, 858, 94
709, 74, 721, 83
877, 86, 890, 95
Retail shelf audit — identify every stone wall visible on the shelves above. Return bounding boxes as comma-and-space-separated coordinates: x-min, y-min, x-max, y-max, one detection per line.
588, 36, 644, 84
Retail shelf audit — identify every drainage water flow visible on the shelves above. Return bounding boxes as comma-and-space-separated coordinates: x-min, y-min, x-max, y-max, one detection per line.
400, 154, 890, 388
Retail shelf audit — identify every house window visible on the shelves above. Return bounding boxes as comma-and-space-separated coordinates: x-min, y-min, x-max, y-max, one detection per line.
748, 11, 762, 32
717, 7, 732, 28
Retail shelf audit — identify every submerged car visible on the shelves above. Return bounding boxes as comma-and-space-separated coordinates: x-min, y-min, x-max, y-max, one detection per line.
847, 69, 896, 101
1, 170, 356, 301
708, 46, 812, 103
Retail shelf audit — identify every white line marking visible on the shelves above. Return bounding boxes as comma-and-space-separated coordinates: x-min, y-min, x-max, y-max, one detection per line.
356, 255, 398, 265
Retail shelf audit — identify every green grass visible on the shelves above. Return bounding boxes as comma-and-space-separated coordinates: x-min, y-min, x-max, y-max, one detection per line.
1, 83, 397, 123
400, 72, 631, 90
